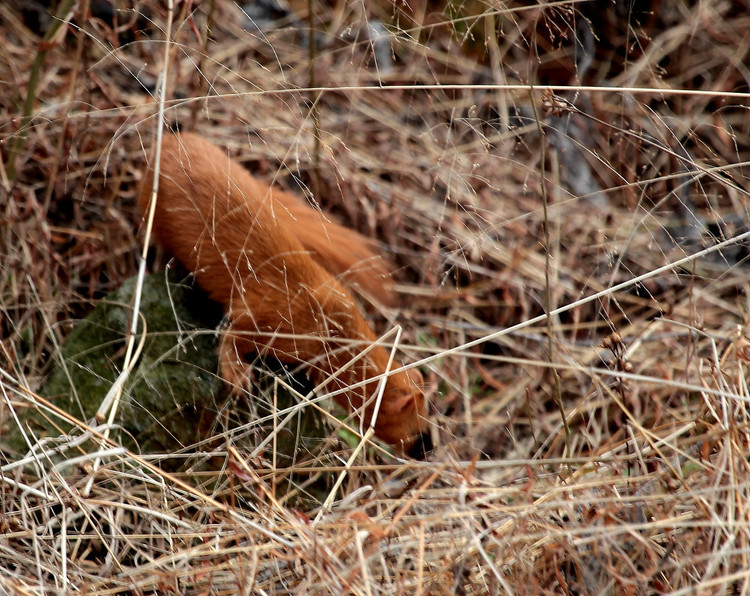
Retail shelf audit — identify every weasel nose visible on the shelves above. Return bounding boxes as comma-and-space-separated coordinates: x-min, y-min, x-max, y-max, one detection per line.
405, 431, 433, 460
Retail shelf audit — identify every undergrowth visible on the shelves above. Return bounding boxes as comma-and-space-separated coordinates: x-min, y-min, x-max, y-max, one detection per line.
2, 0, 750, 593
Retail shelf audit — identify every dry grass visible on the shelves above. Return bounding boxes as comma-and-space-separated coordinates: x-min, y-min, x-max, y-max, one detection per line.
3, 0, 750, 593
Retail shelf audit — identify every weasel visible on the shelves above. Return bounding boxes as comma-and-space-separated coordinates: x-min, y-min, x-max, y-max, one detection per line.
138, 132, 426, 450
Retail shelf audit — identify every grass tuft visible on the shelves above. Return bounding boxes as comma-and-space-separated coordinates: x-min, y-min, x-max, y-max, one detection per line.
2, 0, 750, 592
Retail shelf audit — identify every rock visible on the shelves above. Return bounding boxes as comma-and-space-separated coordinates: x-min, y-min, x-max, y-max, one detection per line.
8, 270, 330, 471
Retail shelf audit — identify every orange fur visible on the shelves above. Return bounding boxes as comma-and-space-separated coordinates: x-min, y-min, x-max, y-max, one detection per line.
138, 132, 426, 449
265, 186, 398, 306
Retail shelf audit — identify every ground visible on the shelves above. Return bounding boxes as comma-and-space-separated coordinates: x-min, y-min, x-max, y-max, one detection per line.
2, 0, 750, 593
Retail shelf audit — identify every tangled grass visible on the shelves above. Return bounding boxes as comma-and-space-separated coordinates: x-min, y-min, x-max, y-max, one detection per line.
3, 0, 750, 593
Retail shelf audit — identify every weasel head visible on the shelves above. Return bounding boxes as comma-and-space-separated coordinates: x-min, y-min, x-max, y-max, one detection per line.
373, 365, 429, 455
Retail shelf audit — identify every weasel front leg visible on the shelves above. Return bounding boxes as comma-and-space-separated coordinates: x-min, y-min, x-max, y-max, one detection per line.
218, 328, 252, 394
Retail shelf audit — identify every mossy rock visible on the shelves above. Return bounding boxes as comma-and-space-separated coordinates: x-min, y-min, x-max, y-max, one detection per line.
9, 271, 330, 471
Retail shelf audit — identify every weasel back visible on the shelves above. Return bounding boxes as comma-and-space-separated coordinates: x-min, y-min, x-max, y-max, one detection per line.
140, 132, 395, 306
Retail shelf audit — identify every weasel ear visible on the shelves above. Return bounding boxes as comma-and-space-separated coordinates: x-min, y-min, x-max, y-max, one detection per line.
407, 367, 424, 389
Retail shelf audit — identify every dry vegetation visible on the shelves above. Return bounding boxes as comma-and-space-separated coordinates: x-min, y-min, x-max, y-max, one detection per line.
3, 0, 750, 593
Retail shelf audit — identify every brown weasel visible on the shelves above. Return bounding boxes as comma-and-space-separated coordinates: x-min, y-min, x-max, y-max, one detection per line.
138, 132, 426, 449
